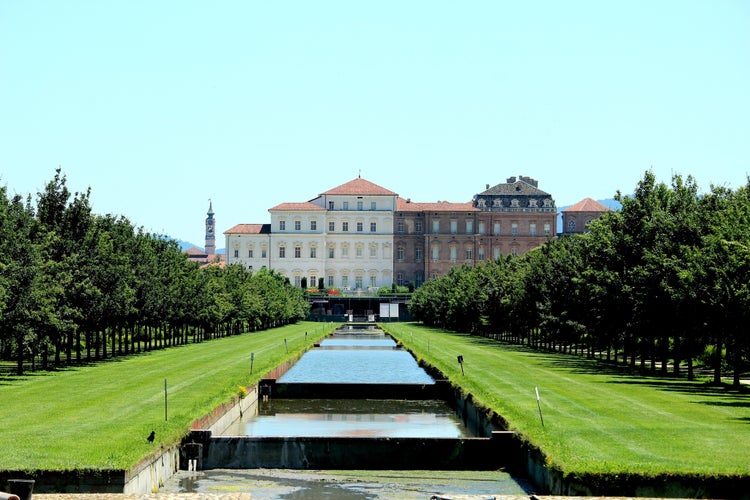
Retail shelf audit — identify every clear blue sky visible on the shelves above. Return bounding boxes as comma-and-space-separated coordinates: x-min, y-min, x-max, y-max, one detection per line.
1, 1, 748, 247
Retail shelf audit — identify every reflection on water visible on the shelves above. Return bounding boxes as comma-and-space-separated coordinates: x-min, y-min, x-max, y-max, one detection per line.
320, 338, 397, 348
277, 349, 434, 384
220, 399, 469, 438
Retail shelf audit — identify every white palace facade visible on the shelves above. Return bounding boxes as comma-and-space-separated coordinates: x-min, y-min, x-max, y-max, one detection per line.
225, 177, 396, 289
224, 176, 561, 290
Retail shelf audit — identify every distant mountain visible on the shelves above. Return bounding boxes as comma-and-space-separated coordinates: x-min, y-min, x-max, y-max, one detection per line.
174, 239, 226, 254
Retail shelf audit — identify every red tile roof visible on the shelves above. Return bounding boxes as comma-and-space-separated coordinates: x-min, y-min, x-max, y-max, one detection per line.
224, 223, 270, 234
269, 202, 325, 211
321, 177, 398, 196
563, 198, 611, 213
397, 197, 477, 212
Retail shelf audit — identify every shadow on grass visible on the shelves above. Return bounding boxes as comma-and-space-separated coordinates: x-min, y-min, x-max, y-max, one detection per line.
419, 327, 750, 411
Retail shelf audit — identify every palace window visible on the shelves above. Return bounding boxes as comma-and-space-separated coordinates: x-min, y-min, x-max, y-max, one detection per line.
450, 246, 457, 263
493, 223, 500, 235
397, 246, 404, 261
329, 221, 335, 232
294, 220, 301, 231
310, 247, 317, 258
544, 223, 551, 236
343, 201, 349, 210
397, 221, 405, 234
342, 221, 349, 232
415, 221, 423, 233
450, 220, 457, 234
466, 220, 473, 234
357, 201, 363, 210
294, 246, 301, 258
415, 247, 423, 262
530, 223, 536, 236
432, 220, 440, 233
310, 220, 317, 231
370, 222, 377, 232
279, 220, 286, 231
511, 223, 518, 236
328, 246, 335, 258
279, 246, 286, 258
357, 222, 363, 232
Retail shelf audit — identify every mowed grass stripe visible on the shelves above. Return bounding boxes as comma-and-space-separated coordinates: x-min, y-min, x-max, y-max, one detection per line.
0, 322, 332, 471
384, 323, 750, 476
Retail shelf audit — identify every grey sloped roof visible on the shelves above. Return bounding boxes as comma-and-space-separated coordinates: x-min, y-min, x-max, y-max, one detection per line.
478, 179, 551, 197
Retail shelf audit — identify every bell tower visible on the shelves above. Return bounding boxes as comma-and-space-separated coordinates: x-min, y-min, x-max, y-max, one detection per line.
205, 200, 216, 256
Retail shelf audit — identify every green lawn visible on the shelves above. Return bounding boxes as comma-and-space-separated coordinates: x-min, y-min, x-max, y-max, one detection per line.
0, 322, 332, 471
3, 320, 748, 479
383, 323, 750, 476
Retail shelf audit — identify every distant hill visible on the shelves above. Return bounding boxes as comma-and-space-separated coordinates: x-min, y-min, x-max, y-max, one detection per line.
175, 239, 226, 254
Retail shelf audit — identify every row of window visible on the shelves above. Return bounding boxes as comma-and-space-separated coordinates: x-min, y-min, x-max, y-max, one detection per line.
236, 242, 524, 260
278, 220, 380, 233
396, 220, 552, 236
327, 200, 380, 211
293, 274, 381, 289
278, 243, 390, 260
394, 245, 512, 263
276, 218, 551, 236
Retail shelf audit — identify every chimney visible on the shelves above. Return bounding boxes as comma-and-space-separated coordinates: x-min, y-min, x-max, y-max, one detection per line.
519, 176, 538, 188
506, 176, 517, 183
486, 183, 490, 190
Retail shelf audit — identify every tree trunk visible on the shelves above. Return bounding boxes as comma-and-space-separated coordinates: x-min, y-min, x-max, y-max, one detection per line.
15, 334, 25, 376
713, 337, 722, 385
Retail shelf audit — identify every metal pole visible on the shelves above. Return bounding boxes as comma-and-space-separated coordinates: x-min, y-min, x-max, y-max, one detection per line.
164, 378, 168, 422
535, 386, 544, 427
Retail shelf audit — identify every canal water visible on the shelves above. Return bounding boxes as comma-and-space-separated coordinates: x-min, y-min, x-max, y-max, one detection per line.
220, 398, 471, 438
220, 326, 452, 437
163, 324, 533, 497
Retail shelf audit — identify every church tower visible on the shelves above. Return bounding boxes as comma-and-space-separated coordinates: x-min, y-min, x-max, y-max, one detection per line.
205, 200, 216, 256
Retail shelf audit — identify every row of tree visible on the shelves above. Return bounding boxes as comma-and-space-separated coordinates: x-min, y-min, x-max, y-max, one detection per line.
410, 171, 750, 386
0, 170, 309, 375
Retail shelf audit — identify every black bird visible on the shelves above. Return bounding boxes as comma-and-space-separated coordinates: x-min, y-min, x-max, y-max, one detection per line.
147, 431, 155, 443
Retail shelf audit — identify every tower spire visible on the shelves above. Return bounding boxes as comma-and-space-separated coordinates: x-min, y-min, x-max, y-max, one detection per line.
205, 199, 216, 256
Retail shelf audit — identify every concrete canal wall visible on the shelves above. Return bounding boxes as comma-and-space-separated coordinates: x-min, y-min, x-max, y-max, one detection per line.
191, 432, 517, 470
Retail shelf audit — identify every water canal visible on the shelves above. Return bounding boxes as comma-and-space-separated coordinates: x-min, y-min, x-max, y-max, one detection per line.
166, 324, 532, 497
220, 325, 453, 438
